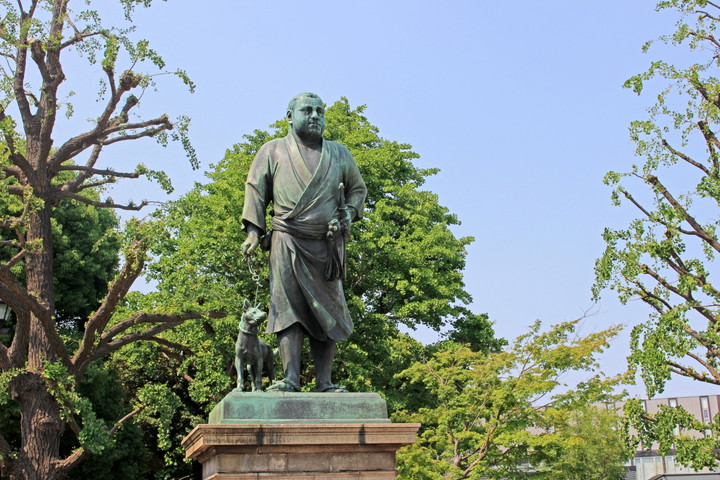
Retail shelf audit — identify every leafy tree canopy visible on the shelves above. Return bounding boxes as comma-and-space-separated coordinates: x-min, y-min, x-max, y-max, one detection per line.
593, 0, 720, 470
394, 320, 627, 480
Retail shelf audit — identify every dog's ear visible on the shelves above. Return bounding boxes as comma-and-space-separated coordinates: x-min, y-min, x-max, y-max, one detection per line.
255, 303, 261, 311
243, 298, 251, 311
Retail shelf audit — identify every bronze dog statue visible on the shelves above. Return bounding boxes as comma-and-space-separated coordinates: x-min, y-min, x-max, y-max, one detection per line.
234, 299, 274, 392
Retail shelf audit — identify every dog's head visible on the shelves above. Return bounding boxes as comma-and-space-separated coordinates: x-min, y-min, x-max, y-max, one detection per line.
240, 299, 267, 333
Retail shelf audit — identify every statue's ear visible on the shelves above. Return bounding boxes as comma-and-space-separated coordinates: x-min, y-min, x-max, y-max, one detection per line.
243, 298, 251, 310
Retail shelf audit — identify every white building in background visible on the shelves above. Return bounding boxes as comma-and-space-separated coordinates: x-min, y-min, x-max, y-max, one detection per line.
609, 395, 720, 480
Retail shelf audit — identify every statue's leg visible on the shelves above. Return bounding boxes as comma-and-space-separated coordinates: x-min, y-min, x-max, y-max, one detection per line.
310, 337, 343, 392
274, 323, 303, 390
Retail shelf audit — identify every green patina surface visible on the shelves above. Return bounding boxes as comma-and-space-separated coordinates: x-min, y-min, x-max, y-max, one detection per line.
208, 392, 390, 424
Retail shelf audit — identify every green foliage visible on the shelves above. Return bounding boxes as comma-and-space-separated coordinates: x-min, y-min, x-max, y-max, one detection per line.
593, 0, 720, 394
533, 406, 630, 480
63, 363, 148, 480
0, 1, 200, 478
593, 0, 720, 470
395, 320, 625, 480
105, 299, 235, 479
41, 361, 113, 454
51, 198, 121, 327
0, 184, 121, 330
0, 368, 22, 407
624, 398, 720, 471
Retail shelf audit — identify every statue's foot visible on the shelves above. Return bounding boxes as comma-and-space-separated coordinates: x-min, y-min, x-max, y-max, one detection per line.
267, 379, 300, 392
315, 383, 348, 393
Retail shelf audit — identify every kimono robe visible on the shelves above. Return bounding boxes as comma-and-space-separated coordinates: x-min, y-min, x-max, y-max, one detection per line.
242, 133, 367, 341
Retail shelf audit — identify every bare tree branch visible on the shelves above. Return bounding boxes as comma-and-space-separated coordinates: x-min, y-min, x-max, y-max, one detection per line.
57, 165, 141, 178
0, 240, 21, 248
28, 39, 48, 82
687, 351, 720, 382
72, 239, 146, 376
647, 175, 720, 253
13, 21, 33, 129
52, 447, 89, 479
58, 192, 149, 211
3, 185, 30, 197
59, 144, 102, 194
0, 248, 26, 270
661, 137, 711, 176
0, 269, 42, 320
696, 121, 720, 174
1, 163, 24, 180
690, 31, 720, 52
0, 431, 9, 456
60, 30, 107, 51
149, 336, 193, 356
54, 400, 147, 476
75, 179, 117, 192
48, 112, 171, 172
48, 71, 145, 169
88, 310, 225, 364
108, 404, 146, 438
101, 116, 171, 138
641, 263, 719, 328
102, 124, 170, 146
668, 360, 720, 384
0, 343, 9, 372
635, 281, 673, 313
0, 279, 31, 369
0, 267, 71, 368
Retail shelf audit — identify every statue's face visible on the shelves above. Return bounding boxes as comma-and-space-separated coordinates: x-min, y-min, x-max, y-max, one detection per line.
289, 96, 325, 142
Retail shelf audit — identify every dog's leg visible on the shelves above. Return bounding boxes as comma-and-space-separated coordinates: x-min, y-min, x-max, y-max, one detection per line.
235, 353, 244, 391
253, 357, 263, 391
246, 364, 255, 391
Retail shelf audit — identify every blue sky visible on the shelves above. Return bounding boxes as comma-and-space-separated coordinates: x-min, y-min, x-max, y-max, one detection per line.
49, 1, 710, 398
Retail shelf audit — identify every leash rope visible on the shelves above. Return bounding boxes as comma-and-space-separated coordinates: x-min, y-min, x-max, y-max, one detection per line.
245, 254, 263, 306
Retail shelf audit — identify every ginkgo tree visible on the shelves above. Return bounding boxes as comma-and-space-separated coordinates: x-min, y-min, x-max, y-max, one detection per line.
0, 1, 212, 479
593, 0, 720, 469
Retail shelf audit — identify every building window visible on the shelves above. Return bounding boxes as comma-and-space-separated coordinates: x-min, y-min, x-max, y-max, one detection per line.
668, 398, 680, 437
700, 396, 711, 424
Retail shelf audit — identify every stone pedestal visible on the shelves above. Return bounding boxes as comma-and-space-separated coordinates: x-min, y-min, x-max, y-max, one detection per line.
182, 392, 419, 479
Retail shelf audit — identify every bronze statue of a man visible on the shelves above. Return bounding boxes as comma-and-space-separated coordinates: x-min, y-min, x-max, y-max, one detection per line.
240, 93, 367, 392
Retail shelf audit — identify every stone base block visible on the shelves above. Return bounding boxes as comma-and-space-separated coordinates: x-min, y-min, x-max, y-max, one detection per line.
182, 423, 420, 480
209, 392, 390, 424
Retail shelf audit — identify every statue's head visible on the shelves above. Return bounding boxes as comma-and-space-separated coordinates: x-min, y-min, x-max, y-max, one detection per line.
287, 92, 325, 143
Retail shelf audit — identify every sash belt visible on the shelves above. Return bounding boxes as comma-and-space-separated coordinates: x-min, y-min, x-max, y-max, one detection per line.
271, 218, 345, 281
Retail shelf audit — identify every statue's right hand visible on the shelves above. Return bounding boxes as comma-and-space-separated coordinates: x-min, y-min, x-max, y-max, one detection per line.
241, 233, 260, 256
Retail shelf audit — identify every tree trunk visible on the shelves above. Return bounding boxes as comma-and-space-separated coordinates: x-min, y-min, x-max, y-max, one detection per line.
8, 204, 67, 480
9, 373, 65, 480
